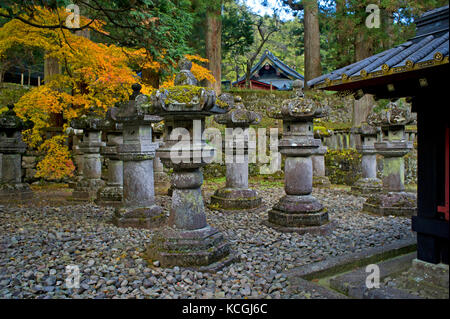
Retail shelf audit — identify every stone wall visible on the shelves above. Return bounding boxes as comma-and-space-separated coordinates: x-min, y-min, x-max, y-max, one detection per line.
323, 129, 362, 150
21, 151, 41, 183
223, 89, 354, 126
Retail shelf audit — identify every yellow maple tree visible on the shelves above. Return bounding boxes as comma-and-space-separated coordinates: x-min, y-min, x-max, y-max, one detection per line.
0, 6, 214, 181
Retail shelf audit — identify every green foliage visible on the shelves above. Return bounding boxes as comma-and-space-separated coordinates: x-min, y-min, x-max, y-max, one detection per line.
271, 0, 448, 74
0, 83, 29, 107
321, 0, 449, 71
256, 178, 284, 189
325, 148, 362, 185
0, 0, 194, 76
188, 0, 224, 58
222, 8, 305, 82
222, 2, 255, 56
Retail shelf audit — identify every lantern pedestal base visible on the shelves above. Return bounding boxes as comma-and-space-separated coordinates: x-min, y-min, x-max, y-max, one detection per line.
263, 219, 335, 236
210, 188, 262, 210
113, 205, 165, 229
266, 194, 330, 234
146, 225, 234, 270
362, 192, 417, 217
0, 183, 33, 201
351, 178, 383, 195
70, 179, 105, 201
95, 185, 123, 207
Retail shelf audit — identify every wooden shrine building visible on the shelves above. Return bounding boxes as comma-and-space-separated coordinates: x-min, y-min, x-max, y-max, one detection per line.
233, 50, 304, 91
309, 5, 449, 265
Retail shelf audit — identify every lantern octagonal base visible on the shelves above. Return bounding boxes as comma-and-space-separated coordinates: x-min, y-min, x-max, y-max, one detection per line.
146, 225, 234, 271
0, 183, 33, 201
113, 205, 166, 229
210, 188, 262, 210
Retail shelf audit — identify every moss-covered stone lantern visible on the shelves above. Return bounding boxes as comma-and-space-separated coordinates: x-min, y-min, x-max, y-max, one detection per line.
351, 122, 382, 194
312, 127, 331, 188
152, 121, 170, 196
70, 128, 85, 188
110, 84, 165, 229
145, 59, 235, 270
265, 80, 331, 234
210, 95, 262, 210
363, 101, 417, 216
70, 112, 106, 201
95, 117, 123, 207
0, 104, 33, 201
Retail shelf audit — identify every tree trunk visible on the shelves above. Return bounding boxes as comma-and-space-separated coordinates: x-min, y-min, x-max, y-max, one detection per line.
142, 68, 160, 89
303, 0, 322, 85
355, 30, 374, 62
44, 56, 61, 84
0, 61, 12, 85
45, 54, 63, 127
382, 9, 394, 50
334, 0, 352, 68
353, 29, 375, 127
44, 55, 63, 125
205, 5, 222, 94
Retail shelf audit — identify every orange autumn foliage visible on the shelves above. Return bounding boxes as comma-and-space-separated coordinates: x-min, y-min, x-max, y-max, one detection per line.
35, 135, 76, 181
0, 7, 215, 181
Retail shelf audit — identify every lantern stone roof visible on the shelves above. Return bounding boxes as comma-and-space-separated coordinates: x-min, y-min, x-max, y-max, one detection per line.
149, 59, 228, 116
214, 96, 261, 127
0, 104, 27, 130
308, 5, 449, 97
367, 102, 414, 129
267, 82, 327, 121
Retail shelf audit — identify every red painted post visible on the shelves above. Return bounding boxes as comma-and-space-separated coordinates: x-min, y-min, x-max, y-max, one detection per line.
437, 127, 449, 221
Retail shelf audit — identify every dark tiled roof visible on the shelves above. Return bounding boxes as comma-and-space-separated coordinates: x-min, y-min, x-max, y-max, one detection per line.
234, 50, 304, 86
308, 5, 449, 89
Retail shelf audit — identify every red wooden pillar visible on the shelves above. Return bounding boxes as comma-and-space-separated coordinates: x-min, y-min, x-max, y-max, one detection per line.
437, 127, 449, 221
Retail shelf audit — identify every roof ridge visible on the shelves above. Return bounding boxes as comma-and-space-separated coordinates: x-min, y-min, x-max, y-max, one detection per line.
234, 49, 304, 84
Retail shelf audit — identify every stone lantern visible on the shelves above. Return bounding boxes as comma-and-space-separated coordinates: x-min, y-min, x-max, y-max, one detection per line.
0, 104, 33, 200
210, 95, 262, 210
363, 102, 416, 216
312, 127, 331, 188
96, 119, 123, 207
70, 112, 106, 201
146, 59, 234, 270
265, 81, 331, 234
110, 84, 165, 229
351, 122, 382, 194
152, 121, 171, 196
71, 128, 85, 186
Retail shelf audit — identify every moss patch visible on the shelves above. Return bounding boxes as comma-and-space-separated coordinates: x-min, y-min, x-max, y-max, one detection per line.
325, 149, 362, 185
163, 85, 204, 106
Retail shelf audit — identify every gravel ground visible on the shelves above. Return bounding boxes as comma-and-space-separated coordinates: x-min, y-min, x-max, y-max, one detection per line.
0, 185, 413, 299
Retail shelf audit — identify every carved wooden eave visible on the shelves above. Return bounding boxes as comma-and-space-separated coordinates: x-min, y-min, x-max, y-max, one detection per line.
308, 5, 449, 101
